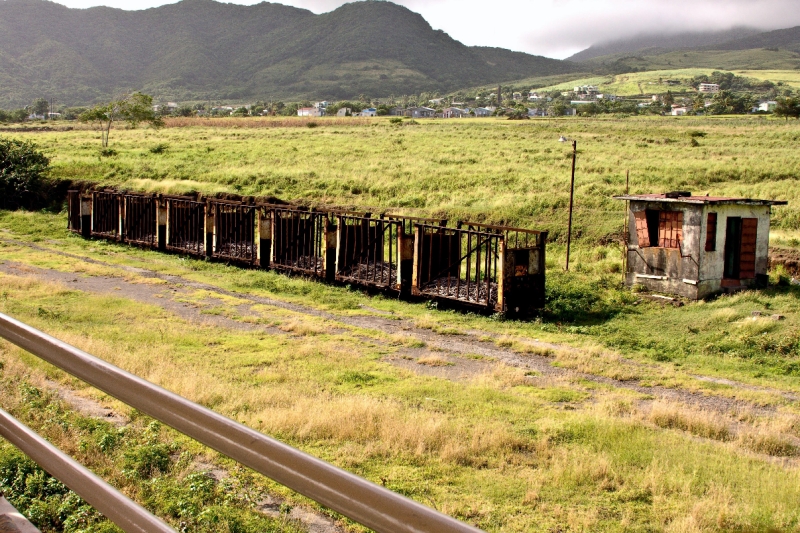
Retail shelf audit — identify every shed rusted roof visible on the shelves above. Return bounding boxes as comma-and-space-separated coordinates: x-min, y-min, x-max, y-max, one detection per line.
613, 194, 787, 206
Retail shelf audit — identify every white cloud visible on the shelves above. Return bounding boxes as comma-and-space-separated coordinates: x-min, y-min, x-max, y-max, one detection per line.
50, 0, 800, 59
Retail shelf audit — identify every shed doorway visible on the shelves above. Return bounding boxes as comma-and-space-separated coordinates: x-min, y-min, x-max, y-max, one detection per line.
724, 217, 757, 280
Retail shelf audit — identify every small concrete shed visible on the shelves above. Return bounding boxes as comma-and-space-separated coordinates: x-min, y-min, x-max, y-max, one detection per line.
615, 192, 787, 299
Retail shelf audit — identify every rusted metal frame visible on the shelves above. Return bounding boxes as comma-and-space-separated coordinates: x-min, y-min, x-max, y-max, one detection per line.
429, 233, 495, 288
0, 408, 176, 533
210, 202, 256, 263
0, 314, 483, 533
91, 192, 119, 239
457, 220, 542, 237
166, 198, 205, 256
384, 215, 446, 236
124, 195, 157, 246
337, 215, 397, 288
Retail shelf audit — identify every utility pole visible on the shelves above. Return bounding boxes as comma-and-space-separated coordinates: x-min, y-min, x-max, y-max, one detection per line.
565, 139, 577, 272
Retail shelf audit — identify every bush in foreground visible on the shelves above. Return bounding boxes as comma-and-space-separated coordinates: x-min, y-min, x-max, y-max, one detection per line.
0, 137, 50, 210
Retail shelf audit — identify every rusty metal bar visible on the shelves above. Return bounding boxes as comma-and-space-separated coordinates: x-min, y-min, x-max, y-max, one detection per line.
0, 313, 482, 533
0, 408, 175, 533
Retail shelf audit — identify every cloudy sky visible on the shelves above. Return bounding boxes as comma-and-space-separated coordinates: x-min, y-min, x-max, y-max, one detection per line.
52, 0, 800, 59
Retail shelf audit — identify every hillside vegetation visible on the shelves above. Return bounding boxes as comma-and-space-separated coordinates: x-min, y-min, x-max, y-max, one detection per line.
0, 0, 577, 108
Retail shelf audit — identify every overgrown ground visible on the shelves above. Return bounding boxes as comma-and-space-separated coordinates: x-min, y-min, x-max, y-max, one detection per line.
1, 210, 800, 532
1, 116, 800, 532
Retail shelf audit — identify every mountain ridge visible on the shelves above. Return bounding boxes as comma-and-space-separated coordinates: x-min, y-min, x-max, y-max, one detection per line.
0, 0, 578, 107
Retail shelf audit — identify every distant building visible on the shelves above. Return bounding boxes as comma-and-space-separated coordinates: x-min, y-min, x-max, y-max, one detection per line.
314, 101, 330, 109
406, 107, 435, 118
571, 100, 594, 106
389, 107, 406, 116
759, 101, 778, 112
336, 108, 351, 117
297, 107, 322, 117
528, 92, 543, 101
527, 108, 547, 117
698, 83, 720, 93
442, 107, 466, 118
671, 106, 688, 116
615, 192, 786, 299
428, 98, 444, 105
512, 92, 522, 101
359, 108, 378, 117
473, 107, 492, 117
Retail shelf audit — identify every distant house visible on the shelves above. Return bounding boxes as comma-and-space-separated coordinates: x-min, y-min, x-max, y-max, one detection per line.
428, 98, 444, 106
314, 101, 330, 109
528, 92, 543, 101
671, 106, 688, 116
389, 107, 406, 116
442, 107, 466, 118
360, 108, 378, 117
297, 107, 322, 117
564, 108, 578, 116
47, 112, 61, 119
698, 83, 720, 94
759, 101, 778, 112
336, 108, 351, 117
527, 108, 546, 117
473, 107, 492, 117
512, 92, 522, 101
406, 107, 435, 118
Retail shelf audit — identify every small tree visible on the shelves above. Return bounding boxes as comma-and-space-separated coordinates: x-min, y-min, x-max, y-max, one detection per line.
80, 92, 164, 147
0, 137, 49, 210
32, 98, 49, 118
774, 97, 800, 120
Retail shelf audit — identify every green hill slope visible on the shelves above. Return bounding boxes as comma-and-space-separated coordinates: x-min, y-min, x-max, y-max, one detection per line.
0, 0, 579, 107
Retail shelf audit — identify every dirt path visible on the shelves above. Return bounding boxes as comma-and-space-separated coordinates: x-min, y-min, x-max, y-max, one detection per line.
2, 237, 796, 417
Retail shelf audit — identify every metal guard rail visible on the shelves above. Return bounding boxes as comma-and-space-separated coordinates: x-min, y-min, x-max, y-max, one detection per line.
0, 407, 176, 533
0, 313, 483, 533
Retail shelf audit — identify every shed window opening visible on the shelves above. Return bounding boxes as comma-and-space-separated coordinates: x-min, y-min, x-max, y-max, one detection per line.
705, 212, 717, 252
634, 209, 683, 249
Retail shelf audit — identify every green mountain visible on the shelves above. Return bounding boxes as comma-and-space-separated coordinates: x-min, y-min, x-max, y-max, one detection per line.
0, 0, 579, 108
568, 26, 800, 73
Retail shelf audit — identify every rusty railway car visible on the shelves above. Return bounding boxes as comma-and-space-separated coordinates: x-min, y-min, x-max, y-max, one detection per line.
123, 194, 158, 247
166, 196, 206, 257
209, 200, 258, 265
91, 191, 120, 240
270, 206, 335, 280
334, 213, 400, 291
67, 190, 547, 316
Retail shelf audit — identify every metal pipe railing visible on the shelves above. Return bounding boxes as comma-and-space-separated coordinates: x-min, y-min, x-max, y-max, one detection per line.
0, 408, 176, 533
0, 313, 483, 533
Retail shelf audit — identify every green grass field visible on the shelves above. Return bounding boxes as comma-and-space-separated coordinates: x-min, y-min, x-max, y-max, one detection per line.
2, 115, 800, 532
7, 114, 800, 245
531, 68, 800, 97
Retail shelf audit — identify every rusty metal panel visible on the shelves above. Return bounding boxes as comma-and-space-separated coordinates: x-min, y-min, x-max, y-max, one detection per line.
123, 194, 157, 247
335, 215, 400, 291
740, 218, 758, 279
658, 211, 683, 248
211, 201, 257, 264
166, 197, 205, 256
91, 192, 119, 239
633, 211, 650, 247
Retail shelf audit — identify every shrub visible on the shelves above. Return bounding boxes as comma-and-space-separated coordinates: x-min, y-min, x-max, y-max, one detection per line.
149, 143, 169, 154
0, 137, 50, 209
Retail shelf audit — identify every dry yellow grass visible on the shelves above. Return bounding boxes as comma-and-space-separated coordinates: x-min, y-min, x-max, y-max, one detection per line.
648, 401, 733, 442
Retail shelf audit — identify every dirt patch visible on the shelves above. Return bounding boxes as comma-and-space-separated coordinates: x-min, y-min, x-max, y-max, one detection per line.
770, 247, 800, 275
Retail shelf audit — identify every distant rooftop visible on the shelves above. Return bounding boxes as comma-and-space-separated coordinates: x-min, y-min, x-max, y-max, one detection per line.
613, 193, 787, 206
